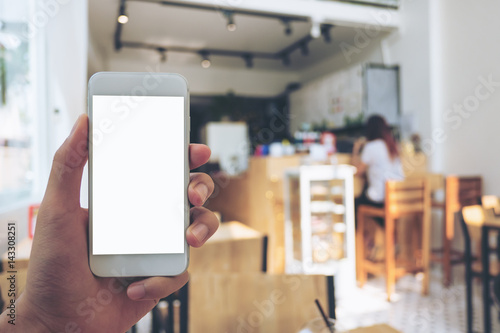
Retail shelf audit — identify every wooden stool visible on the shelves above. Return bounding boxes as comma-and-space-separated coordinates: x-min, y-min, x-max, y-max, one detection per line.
356, 179, 431, 301
442, 176, 482, 286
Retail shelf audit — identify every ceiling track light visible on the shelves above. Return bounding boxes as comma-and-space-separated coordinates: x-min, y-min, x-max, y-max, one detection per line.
310, 21, 321, 39
281, 18, 292, 36
223, 10, 237, 32
281, 53, 291, 67
118, 14, 129, 24
300, 42, 309, 56
114, 1, 337, 68
321, 25, 332, 43
200, 51, 211, 68
157, 47, 167, 62
242, 53, 253, 68
117, 0, 128, 24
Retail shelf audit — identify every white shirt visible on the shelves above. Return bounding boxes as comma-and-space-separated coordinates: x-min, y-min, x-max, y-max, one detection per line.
361, 139, 404, 203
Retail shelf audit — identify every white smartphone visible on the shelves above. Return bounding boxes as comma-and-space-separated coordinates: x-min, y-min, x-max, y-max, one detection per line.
88, 72, 190, 277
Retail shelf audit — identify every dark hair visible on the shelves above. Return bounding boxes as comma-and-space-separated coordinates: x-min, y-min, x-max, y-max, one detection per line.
365, 115, 399, 159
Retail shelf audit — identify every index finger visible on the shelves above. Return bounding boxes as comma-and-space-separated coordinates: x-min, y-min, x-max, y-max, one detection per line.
189, 144, 211, 170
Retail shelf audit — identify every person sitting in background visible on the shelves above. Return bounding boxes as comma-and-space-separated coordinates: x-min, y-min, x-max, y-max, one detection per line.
352, 114, 404, 222
352, 115, 404, 260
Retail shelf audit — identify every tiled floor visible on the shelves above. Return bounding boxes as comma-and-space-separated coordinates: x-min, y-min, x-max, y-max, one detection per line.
336, 265, 500, 333
133, 265, 500, 333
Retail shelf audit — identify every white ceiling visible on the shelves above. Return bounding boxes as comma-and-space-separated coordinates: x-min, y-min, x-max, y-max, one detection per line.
88, 0, 386, 71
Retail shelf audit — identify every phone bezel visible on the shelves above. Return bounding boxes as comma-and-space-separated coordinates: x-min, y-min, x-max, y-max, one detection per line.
88, 72, 190, 277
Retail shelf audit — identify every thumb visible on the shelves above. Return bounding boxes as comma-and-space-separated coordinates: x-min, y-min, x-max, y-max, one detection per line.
42, 114, 88, 213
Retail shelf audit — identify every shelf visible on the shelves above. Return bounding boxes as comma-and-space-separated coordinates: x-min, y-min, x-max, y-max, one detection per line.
310, 201, 346, 214
284, 164, 356, 295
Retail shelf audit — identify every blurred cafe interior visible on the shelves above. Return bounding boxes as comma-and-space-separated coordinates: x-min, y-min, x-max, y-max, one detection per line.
1, 0, 500, 332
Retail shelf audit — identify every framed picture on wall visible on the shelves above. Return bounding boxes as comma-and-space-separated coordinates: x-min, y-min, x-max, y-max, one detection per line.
363, 64, 401, 127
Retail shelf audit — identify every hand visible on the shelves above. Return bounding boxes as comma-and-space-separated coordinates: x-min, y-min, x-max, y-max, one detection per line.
0, 114, 219, 332
352, 137, 367, 155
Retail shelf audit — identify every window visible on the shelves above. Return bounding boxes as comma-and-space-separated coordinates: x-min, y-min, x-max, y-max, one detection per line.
0, 1, 39, 207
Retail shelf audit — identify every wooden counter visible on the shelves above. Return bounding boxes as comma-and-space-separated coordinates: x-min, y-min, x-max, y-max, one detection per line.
206, 155, 302, 273
190, 221, 265, 273
348, 324, 401, 333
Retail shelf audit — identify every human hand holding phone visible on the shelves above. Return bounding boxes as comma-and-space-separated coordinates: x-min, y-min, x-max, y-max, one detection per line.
0, 114, 219, 332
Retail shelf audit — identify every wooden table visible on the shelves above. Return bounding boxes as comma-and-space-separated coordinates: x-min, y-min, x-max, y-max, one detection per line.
479, 208, 500, 333
190, 221, 266, 273
0, 221, 264, 307
348, 324, 401, 333
2, 222, 263, 274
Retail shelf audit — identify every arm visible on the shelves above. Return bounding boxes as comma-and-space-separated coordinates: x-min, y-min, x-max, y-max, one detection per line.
0, 114, 218, 332
352, 138, 367, 176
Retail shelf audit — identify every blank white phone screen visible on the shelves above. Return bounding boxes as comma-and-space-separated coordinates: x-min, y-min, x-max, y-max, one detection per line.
92, 95, 185, 255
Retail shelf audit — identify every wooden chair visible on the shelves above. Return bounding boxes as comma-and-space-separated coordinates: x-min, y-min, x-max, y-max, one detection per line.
459, 205, 500, 333
441, 176, 482, 286
356, 178, 431, 301
186, 273, 335, 333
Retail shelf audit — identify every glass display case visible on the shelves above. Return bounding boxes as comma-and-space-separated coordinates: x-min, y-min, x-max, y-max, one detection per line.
284, 165, 356, 295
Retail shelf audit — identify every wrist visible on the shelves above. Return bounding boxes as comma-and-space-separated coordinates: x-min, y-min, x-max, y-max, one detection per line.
0, 295, 52, 333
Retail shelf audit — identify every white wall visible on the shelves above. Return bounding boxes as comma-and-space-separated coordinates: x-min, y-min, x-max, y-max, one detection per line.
45, 0, 89, 207
290, 64, 364, 132
88, 30, 107, 78
381, 0, 432, 141
296, 0, 433, 143
433, 0, 500, 196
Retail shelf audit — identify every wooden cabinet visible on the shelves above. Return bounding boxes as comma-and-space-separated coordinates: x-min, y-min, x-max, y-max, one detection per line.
283, 165, 357, 297
206, 155, 301, 273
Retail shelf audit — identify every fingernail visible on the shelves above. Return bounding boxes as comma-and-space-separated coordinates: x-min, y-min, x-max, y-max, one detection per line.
194, 183, 209, 202
191, 223, 209, 243
128, 283, 146, 300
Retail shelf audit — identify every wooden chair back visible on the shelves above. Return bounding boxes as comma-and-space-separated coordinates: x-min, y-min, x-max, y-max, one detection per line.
446, 176, 482, 212
385, 178, 430, 218
357, 178, 431, 300
441, 175, 482, 286
187, 273, 335, 333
